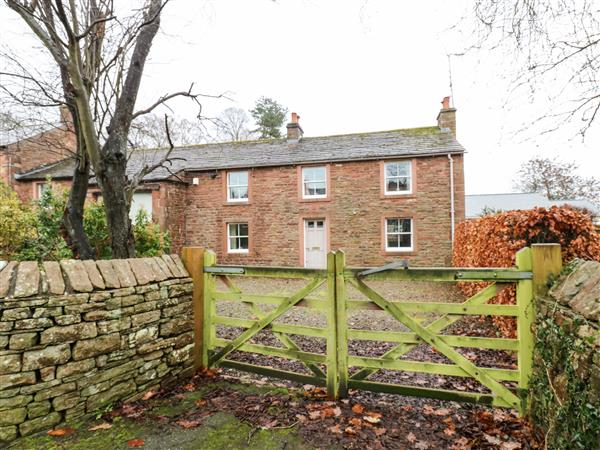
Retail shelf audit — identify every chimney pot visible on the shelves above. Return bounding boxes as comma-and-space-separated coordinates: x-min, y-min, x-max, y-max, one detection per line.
441, 96, 451, 110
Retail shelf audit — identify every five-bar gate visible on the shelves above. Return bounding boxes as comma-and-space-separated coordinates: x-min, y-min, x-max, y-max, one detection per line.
182, 244, 562, 414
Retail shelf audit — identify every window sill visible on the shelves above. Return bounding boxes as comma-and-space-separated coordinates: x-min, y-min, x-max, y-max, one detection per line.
381, 249, 416, 256
299, 196, 332, 203
380, 193, 417, 200
223, 201, 251, 206
227, 250, 249, 254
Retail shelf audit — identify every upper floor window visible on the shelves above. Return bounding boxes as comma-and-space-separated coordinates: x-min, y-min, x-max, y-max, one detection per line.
384, 161, 412, 195
227, 222, 249, 253
385, 218, 413, 252
227, 171, 249, 202
302, 166, 327, 199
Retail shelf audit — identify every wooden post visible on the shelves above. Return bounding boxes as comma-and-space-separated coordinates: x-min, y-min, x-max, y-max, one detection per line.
182, 247, 205, 369
201, 251, 217, 369
531, 243, 563, 297
515, 247, 534, 414
335, 251, 349, 398
326, 251, 338, 399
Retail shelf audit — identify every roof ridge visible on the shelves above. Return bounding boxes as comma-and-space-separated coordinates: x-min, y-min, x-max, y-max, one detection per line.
129, 125, 444, 153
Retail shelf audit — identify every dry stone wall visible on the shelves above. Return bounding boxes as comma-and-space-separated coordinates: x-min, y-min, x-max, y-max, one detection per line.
530, 260, 600, 448
0, 255, 193, 444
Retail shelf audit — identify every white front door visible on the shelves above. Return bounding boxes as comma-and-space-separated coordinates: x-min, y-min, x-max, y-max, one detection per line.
304, 219, 327, 268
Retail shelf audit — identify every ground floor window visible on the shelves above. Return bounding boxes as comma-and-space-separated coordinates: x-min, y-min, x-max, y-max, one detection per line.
385, 218, 413, 251
227, 222, 249, 253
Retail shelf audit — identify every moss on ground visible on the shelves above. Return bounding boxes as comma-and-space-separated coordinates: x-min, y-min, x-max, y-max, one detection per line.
7, 382, 308, 450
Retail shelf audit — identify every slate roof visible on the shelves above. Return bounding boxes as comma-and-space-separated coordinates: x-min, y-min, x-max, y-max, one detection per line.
466, 192, 599, 218
15, 126, 465, 182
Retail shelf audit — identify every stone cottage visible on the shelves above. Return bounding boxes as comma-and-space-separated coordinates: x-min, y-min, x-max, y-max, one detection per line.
13, 97, 465, 267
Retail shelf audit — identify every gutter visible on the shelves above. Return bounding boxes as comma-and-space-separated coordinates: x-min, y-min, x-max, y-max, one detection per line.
448, 154, 455, 244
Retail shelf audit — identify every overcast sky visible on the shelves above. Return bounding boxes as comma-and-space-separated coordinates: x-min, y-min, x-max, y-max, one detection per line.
1, 0, 599, 195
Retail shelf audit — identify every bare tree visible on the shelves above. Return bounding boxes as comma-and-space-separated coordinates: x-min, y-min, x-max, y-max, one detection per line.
465, 1, 600, 136
514, 157, 600, 206
129, 114, 207, 148
3, 0, 206, 258
215, 107, 253, 142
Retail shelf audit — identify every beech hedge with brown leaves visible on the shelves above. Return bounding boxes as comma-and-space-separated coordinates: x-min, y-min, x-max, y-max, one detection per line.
452, 206, 600, 336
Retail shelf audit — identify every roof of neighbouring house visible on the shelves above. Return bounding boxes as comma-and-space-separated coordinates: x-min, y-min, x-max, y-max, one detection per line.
466, 192, 599, 218
15, 126, 464, 182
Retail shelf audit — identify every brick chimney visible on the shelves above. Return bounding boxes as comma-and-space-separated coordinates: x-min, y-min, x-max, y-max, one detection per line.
436, 96, 456, 137
286, 112, 303, 143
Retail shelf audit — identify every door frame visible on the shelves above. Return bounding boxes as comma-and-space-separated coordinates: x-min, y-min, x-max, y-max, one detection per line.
299, 217, 330, 268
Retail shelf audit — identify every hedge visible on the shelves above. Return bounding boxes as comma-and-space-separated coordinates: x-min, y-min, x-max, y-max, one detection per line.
452, 206, 600, 336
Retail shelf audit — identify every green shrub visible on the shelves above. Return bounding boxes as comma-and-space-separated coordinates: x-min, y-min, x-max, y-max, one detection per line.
16, 184, 73, 261
3, 182, 170, 261
83, 200, 111, 259
0, 181, 35, 259
133, 208, 171, 257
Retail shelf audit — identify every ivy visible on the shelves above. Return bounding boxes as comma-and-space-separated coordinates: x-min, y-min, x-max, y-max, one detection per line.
529, 313, 600, 449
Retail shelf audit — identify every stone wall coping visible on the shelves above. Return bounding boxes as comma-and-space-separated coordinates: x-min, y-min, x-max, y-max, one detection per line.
0, 255, 189, 299
548, 259, 600, 324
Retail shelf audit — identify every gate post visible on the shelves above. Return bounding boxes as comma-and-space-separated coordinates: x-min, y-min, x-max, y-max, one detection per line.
335, 251, 349, 398
515, 247, 534, 404
182, 247, 205, 369
531, 243, 562, 297
326, 251, 339, 399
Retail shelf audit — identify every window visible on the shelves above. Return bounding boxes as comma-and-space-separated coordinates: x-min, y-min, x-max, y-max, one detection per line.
385, 218, 413, 251
384, 161, 412, 195
36, 183, 49, 199
302, 166, 327, 199
227, 171, 249, 202
227, 223, 249, 253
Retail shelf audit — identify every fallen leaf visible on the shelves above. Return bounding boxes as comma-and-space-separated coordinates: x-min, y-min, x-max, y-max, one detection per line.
500, 442, 522, 450
351, 404, 364, 414
142, 390, 157, 401
182, 383, 195, 392
261, 419, 278, 429
363, 415, 381, 424
127, 439, 145, 447
195, 399, 207, 407
176, 419, 202, 429
88, 423, 112, 431
349, 417, 362, 427
47, 428, 75, 437
329, 424, 343, 434
433, 408, 451, 416
483, 434, 502, 445
374, 427, 387, 436
414, 441, 429, 450
332, 406, 342, 417
308, 410, 321, 420
407, 432, 417, 443
322, 407, 336, 418
295, 414, 307, 423
443, 427, 456, 436
344, 426, 357, 435
422, 405, 435, 415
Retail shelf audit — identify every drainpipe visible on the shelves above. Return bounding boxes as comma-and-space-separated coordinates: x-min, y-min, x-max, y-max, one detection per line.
447, 154, 455, 244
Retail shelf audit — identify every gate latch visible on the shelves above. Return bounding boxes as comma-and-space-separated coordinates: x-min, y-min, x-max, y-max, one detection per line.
358, 260, 408, 278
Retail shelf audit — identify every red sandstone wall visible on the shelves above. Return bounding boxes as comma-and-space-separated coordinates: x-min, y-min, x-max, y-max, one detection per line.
184, 155, 465, 267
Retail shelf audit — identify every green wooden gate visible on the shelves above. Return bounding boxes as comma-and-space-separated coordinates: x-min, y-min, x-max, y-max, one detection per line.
182, 244, 562, 414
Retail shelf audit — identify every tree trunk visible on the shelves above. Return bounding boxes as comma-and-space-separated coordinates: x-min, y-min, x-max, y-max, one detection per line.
62, 151, 95, 259
97, 136, 136, 258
